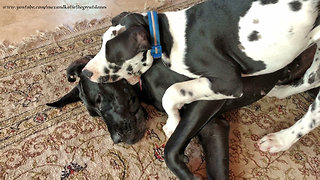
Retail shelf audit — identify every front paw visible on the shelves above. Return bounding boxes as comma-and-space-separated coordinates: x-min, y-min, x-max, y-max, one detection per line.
258, 132, 293, 153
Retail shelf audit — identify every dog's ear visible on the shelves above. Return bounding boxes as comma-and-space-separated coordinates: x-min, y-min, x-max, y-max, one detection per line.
67, 55, 94, 82
112, 12, 130, 26
106, 26, 150, 63
134, 26, 151, 52
46, 86, 80, 108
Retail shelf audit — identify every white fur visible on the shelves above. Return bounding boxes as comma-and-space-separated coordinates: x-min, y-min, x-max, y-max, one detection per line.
83, 25, 153, 83
238, 0, 320, 76
83, 25, 126, 82
162, 77, 239, 137
164, 9, 200, 79
268, 42, 320, 99
259, 92, 320, 153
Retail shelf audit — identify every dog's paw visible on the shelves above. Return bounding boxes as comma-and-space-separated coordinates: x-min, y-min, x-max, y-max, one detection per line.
258, 132, 292, 153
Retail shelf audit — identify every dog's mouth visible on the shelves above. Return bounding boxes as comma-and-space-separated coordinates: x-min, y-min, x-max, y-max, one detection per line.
102, 105, 147, 144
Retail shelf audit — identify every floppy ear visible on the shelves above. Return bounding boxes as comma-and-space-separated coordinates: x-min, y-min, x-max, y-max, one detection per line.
112, 12, 130, 26
46, 86, 80, 108
67, 55, 94, 82
105, 26, 150, 63
134, 27, 151, 52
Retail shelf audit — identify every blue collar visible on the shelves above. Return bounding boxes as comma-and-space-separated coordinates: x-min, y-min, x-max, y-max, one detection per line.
147, 11, 162, 59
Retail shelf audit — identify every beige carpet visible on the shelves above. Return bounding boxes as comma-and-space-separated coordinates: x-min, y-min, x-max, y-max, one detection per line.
1, 1, 320, 179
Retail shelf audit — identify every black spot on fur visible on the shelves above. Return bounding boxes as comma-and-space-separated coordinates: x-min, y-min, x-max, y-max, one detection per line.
308, 72, 316, 84
111, 74, 120, 81
143, 63, 147, 66
260, 0, 278, 5
98, 75, 110, 83
292, 79, 304, 87
126, 65, 133, 72
289, 27, 293, 33
248, 31, 260, 41
180, 89, 186, 96
188, 91, 193, 96
311, 101, 316, 111
289, 1, 302, 11
310, 119, 316, 129
163, 61, 171, 67
297, 133, 303, 138
253, 19, 259, 24
141, 51, 147, 62
104, 68, 110, 74
109, 64, 115, 69
112, 66, 121, 73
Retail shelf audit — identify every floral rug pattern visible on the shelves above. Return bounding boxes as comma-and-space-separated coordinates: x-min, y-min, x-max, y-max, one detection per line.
1, 1, 320, 179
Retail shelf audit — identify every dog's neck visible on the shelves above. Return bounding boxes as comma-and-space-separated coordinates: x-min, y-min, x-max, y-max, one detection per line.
140, 13, 173, 67
155, 14, 173, 59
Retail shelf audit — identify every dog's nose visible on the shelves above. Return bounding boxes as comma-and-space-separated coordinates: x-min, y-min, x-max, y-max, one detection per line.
82, 69, 93, 78
112, 133, 122, 144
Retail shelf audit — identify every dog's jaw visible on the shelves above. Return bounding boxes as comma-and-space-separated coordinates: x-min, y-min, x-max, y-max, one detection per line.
121, 50, 154, 85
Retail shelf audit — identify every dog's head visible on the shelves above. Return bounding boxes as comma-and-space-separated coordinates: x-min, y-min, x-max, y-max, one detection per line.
82, 12, 153, 85
47, 55, 147, 144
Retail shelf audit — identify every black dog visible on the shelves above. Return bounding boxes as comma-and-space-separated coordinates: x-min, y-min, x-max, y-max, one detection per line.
48, 46, 313, 179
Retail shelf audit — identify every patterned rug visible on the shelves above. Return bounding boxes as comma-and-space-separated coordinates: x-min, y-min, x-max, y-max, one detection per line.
1, 1, 320, 180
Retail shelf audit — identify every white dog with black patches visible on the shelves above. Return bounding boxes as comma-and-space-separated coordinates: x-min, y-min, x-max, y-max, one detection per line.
83, 0, 320, 153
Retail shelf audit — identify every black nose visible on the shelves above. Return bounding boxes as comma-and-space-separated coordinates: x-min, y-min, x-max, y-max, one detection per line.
112, 133, 122, 144
82, 69, 93, 78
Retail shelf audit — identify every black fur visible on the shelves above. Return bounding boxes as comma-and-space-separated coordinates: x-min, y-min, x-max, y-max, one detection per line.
105, 26, 150, 66
289, 1, 302, 11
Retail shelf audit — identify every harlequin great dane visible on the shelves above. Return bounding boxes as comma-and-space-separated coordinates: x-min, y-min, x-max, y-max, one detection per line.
82, 0, 320, 138
49, 47, 314, 179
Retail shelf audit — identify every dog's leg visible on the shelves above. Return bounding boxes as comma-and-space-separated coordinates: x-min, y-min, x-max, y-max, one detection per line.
164, 100, 226, 180
259, 90, 320, 153
162, 77, 242, 137
267, 42, 320, 99
198, 116, 229, 180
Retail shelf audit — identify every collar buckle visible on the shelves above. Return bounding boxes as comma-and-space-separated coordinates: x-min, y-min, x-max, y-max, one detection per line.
151, 45, 162, 59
